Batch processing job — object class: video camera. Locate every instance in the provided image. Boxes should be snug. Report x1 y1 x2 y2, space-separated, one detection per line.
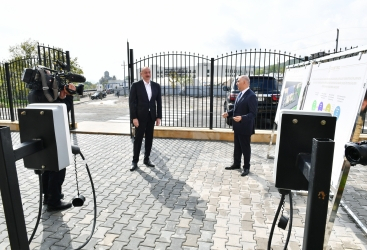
21 60 86 99
345 141 367 165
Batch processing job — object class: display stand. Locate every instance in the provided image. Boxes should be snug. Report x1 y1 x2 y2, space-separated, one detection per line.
271 49 367 248
268 62 313 159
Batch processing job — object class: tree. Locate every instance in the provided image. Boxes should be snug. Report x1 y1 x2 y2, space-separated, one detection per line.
168 71 194 87
8 39 84 74
83 81 97 90
1 39 85 105
8 39 38 59
69 57 83 75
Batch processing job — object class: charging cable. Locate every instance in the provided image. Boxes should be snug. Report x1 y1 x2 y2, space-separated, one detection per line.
28 146 97 250
28 170 43 244
268 189 293 250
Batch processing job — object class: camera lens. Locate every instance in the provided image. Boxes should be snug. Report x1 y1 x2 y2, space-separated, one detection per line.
345 147 360 163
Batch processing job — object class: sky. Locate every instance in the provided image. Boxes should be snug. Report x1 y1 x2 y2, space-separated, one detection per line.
1 0 367 83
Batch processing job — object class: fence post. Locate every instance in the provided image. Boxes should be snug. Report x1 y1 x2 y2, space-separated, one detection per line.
66 51 71 72
209 58 214 129
128 49 135 139
37 44 42 65
127 41 130 87
5 63 15 121
129 49 134 85
65 51 75 129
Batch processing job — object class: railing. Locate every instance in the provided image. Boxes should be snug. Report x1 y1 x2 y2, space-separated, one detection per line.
0 44 75 128
0 58 37 121
128 44 361 130
129 48 304 129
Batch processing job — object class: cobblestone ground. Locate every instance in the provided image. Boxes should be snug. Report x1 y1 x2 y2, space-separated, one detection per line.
0 133 367 249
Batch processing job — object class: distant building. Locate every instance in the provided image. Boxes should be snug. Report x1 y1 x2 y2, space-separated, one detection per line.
106 79 128 89
96 83 103 91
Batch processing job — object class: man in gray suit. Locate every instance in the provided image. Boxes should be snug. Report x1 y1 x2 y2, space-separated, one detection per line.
129 67 162 171
222 75 258 176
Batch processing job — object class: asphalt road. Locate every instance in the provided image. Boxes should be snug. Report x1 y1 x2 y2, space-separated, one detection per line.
73 94 231 129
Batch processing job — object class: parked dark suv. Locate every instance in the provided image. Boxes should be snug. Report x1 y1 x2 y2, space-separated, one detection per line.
222 76 280 129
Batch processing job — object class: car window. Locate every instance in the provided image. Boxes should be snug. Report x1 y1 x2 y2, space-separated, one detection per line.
250 77 277 91
233 77 277 91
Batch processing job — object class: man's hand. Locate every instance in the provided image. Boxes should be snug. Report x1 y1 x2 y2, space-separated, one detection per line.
59 83 77 99
59 90 67 99
233 116 242 122
133 118 139 127
222 112 228 118
156 118 161 126
65 83 76 95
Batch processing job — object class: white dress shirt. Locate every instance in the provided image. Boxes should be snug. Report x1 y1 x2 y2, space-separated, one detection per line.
143 80 152 101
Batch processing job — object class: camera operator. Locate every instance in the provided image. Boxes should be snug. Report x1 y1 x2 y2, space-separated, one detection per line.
28 78 76 212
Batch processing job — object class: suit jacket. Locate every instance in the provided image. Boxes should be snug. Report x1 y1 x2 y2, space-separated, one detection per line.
129 80 162 122
227 89 258 135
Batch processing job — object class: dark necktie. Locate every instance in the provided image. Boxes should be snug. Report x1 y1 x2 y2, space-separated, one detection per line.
236 92 242 104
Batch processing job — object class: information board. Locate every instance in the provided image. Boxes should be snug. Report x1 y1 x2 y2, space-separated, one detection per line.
274 64 313 124
302 54 367 187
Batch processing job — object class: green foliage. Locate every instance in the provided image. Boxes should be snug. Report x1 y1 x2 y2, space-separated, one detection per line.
83 81 97 90
254 64 285 75
7 39 84 74
1 39 86 110
70 57 83 75
168 72 194 87
8 39 38 59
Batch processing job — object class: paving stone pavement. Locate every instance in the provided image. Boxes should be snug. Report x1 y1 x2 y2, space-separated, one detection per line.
1 133 367 249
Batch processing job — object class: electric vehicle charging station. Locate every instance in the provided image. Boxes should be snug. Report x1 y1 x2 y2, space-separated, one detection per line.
18 103 72 171
270 110 337 250
0 104 96 250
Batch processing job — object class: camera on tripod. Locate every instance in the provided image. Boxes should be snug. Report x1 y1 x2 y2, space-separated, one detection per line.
21 60 86 97
345 141 367 165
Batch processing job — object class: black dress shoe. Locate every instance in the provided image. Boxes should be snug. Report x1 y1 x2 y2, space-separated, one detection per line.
43 193 64 205
241 169 250 176
130 162 138 171
47 201 72 212
143 160 155 167
225 165 241 170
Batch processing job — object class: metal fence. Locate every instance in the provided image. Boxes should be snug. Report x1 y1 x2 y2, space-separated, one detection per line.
128 47 305 129
0 44 74 127
128 45 360 130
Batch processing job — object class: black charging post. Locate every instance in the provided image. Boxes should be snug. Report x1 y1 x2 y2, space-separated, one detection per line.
0 126 44 250
271 110 337 250
0 104 72 249
1 104 97 250
297 138 335 249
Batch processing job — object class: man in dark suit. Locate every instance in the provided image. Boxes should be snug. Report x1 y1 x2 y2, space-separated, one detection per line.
222 75 258 176
129 67 162 171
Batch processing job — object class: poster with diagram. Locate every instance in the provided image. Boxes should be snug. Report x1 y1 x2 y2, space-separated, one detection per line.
274 64 313 124
302 55 367 188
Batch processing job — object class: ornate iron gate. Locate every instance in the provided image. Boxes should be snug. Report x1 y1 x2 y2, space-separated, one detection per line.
128 45 305 129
